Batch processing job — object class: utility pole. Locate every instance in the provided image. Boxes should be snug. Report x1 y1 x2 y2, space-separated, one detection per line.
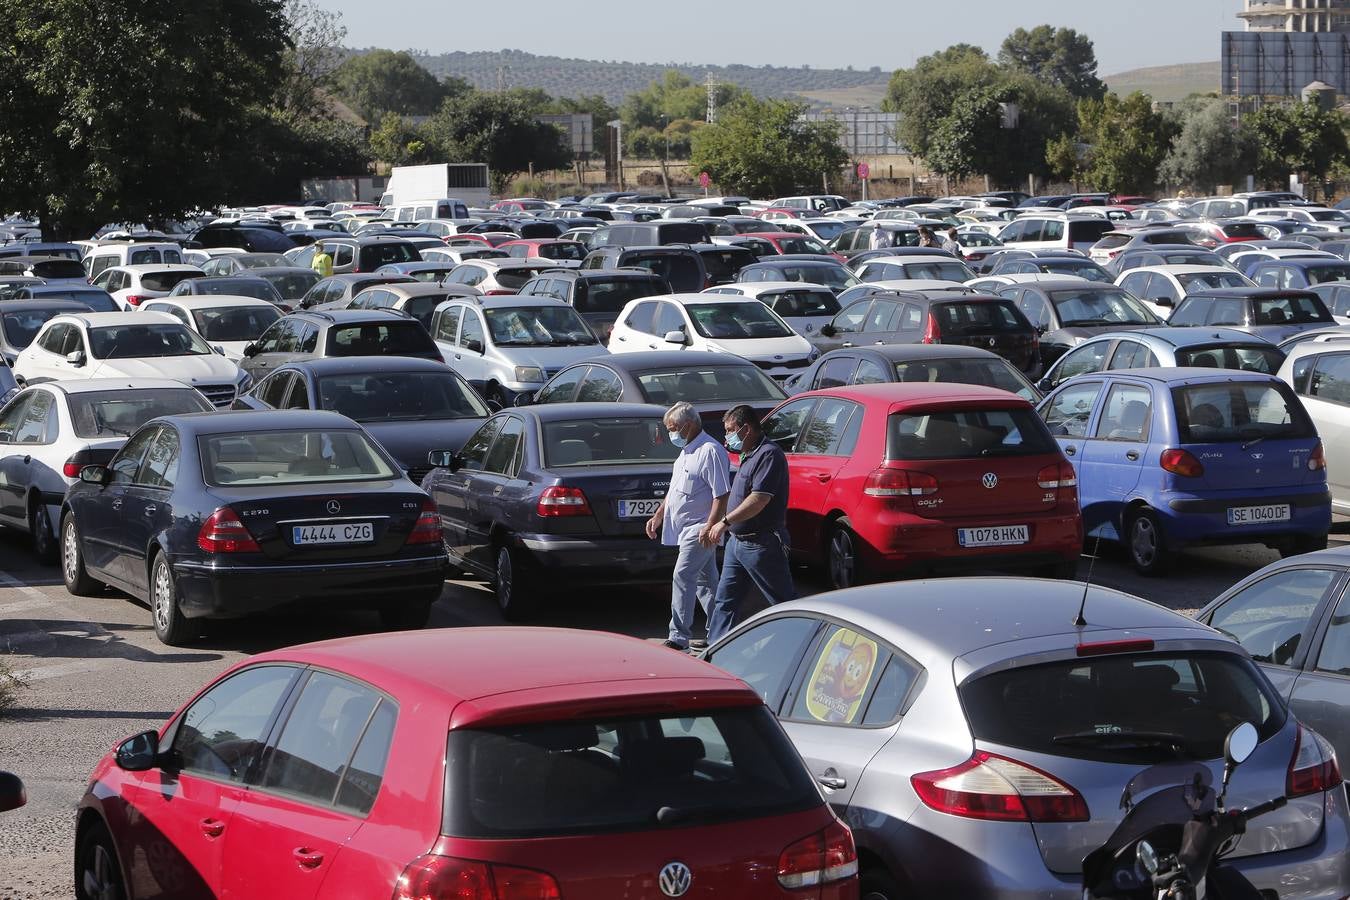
608 119 624 190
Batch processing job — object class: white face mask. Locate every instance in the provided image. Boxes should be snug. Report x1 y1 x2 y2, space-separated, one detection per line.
668 430 689 448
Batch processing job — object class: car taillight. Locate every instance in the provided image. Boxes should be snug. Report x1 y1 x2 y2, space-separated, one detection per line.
776 821 858 890
1288 724 1342 798
393 855 561 900
1160 448 1204 478
1037 460 1078 490
197 507 260 553
921 313 940 344
1310 441 1326 471
864 466 937 497
536 485 591 517
62 459 83 478
485 289 514 295
124 294 147 307
911 751 1089 822
405 498 442 545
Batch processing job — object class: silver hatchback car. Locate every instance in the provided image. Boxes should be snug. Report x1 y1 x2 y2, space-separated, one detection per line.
705 578 1350 899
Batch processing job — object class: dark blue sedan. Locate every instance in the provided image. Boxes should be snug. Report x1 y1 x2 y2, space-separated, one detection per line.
423 402 679 619
232 357 490 484
60 409 448 644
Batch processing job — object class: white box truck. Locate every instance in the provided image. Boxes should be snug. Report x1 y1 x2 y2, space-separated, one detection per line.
379 163 491 216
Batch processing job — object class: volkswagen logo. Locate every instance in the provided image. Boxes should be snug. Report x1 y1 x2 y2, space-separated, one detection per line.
982 472 999 489
658 862 692 898
326 499 341 515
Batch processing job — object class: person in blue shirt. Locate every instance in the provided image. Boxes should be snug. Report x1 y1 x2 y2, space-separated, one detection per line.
703 403 795 643
646 401 730 651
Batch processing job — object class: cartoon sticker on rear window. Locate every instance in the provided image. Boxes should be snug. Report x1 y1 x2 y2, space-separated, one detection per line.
804 628 879 724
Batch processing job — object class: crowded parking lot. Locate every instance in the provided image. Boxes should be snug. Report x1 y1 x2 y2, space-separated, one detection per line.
5 186 1350 899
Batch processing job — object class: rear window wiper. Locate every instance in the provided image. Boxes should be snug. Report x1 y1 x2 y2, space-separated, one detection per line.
1052 730 1194 756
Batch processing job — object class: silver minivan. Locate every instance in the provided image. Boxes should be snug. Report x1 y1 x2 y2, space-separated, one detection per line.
706 578 1350 900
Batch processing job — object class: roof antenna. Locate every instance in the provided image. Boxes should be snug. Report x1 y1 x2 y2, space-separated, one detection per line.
1073 535 1103 628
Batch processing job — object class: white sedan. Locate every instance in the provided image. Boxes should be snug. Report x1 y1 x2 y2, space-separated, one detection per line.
136 296 282 361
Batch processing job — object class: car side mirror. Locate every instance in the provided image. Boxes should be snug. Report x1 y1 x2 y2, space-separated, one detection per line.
115 730 162 772
65 350 85 367
212 345 225 355
820 324 837 337
427 449 463 473
464 338 484 354
242 343 258 357
663 329 687 345
1153 297 1174 308
79 465 110 485
1224 721 1259 768
0 772 25 813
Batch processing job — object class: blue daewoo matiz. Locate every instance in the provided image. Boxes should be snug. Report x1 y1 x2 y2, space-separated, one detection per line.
1037 367 1330 574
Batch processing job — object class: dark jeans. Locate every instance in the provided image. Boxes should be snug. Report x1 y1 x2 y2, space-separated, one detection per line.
706 531 795 644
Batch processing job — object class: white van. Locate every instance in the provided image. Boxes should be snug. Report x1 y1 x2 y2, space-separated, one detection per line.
384 198 471 222
997 214 1115 254
80 241 185 281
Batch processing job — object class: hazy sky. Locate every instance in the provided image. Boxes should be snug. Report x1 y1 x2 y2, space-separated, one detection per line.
324 0 1246 75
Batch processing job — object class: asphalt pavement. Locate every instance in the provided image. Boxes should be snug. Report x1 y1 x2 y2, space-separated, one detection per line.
0 527 1338 898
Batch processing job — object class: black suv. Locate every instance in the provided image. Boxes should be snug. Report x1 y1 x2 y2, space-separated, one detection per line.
190 222 296 253
239 309 441 382
579 245 706 292
517 269 671 340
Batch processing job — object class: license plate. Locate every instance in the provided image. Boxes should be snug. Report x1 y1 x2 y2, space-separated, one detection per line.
1226 504 1291 525
292 522 374 545
617 499 662 519
957 525 1029 547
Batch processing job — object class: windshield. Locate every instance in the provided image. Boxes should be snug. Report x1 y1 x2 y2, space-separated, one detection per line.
236 254 289 269
898 261 973 281
758 265 858 291
191 305 280 342
636 366 786 403
359 242 419 267
542 417 681 467
70 388 213 438
89 324 212 359
576 277 666 314
327 322 437 356
808 221 848 240
932 300 1027 335
259 271 319 300
40 290 117 311
539 243 585 261
1172 382 1314 444
2 309 65 348
1049 288 1157 326
31 260 86 279
141 271 198 292
686 303 793 339
961 652 1282 763
894 357 1038 401
1175 345 1285 374
443 706 818 838
190 278 283 303
485 306 598 346
318 371 488 421
1178 272 1251 291
763 290 841 317
887 407 1054 459
1041 260 1109 279
774 237 829 255
202 429 395 485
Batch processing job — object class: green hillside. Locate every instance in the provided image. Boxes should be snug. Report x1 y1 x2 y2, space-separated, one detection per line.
1104 60 1221 102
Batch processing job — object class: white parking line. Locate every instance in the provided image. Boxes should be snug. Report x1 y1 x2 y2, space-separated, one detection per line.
13 659 101 682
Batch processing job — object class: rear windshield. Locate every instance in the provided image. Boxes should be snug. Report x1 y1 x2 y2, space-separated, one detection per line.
773 236 829 255
31 260 86 279
128 249 172 265
763 290 840 317
757 264 857 291
894 357 1037 401
960 652 1283 764
190 305 280 342
327 322 436 356
1 310 63 348
1068 221 1115 242
576 277 667 314
492 267 550 290
1172 381 1314 444
624 253 701 289
358 242 419 267
200 430 395 485
1049 288 1156 326
141 271 197 292
932 300 1028 335
1175 345 1285 374
443 706 819 838
887 407 1054 459
236 253 288 269
1094 234 1131 250
539 243 586 261
698 249 754 281
260 271 319 300
70 389 213 438
899 261 973 281
1221 222 1266 240
318 371 487 421
1253 294 1331 325
1177 272 1251 291
542 417 680 467
636 366 786 404
54 290 117 312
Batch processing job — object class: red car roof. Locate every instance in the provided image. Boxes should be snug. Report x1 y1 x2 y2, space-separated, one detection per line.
792 381 1032 410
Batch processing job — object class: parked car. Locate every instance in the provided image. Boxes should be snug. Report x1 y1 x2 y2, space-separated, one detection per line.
0 299 97 365
1226 247 1336 275
1168 287 1336 343
345 281 481 331
761 383 1081 588
580 245 708 293
442 258 565 296
15 312 248 406
137 296 281 361
608 293 816 380
1115 264 1257 319
785 344 1040 401
373 261 458 283
705 576 1350 899
998 214 1116 253
9 284 118 314
985 253 1113 282
198 252 293 276
0 379 214 562
526 350 786 438
287 234 420 274
81 241 187 282
167 275 286 306
516 268 670 342
1250 257 1350 290
1110 245 1232 275
828 222 931 260
704 281 842 337
854 255 976 284
1176 219 1267 249
498 238 588 267
991 279 1163 368
735 258 862 295
1038 327 1285 391
190 221 296 253
92 264 206 310
298 273 416 310
1038 368 1329 573
240 309 442 384
1089 229 1198 266
75 628 857 900
242 267 318 306
424 404 685 617
1197 546 1350 764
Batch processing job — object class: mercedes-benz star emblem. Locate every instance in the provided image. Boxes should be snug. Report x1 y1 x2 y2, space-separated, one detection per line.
982 472 999 489
659 862 692 898
326 500 341 515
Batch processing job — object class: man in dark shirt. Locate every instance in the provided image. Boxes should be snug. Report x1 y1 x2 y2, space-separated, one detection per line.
702 404 795 643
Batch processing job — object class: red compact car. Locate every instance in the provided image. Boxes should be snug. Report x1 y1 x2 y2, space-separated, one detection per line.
498 238 589 266
75 628 858 900
762 382 1082 589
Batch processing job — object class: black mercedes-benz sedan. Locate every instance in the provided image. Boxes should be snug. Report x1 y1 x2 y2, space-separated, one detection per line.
59 409 448 644
232 356 490 485
423 402 679 619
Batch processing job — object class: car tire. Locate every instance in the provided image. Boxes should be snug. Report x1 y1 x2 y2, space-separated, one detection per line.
61 515 103 597
1126 508 1169 576
828 518 865 590
74 821 125 900
1283 533 1329 558
149 553 193 646
378 595 435 631
31 501 57 565
860 867 903 900
494 543 535 621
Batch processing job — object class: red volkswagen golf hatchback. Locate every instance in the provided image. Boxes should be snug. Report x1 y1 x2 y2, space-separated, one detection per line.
761 382 1083 589
75 628 858 900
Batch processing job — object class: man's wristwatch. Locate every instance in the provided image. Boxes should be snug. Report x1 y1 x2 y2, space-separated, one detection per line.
721 516 730 527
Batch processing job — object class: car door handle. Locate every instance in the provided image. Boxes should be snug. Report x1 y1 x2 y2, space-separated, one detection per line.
492 486 503 496
1063 446 1076 456
1125 450 1140 461
199 818 225 838
292 847 324 869
815 473 832 482
842 342 854 348
816 769 847 791
143 504 157 516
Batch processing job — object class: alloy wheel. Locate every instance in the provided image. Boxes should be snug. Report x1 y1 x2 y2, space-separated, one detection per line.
62 521 80 584
829 527 856 589
1131 516 1158 567
153 561 173 634
80 843 120 900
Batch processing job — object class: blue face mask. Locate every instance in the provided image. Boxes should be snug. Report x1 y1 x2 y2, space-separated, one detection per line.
726 428 743 451
668 430 688 449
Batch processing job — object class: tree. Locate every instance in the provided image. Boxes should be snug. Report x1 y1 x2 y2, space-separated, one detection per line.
1158 97 1258 193
1247 100 1350 197
690 97 848 197
926 87 1004 180
1063 92 1177 194
998 26 1106 100
424 92 572 193
275 0 347 117
331 49 467 123
368 113 434 167
882 44 999 161
0 0 292 238
620 70 740 158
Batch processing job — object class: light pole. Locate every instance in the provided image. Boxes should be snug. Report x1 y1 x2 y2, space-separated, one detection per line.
607 119 623 191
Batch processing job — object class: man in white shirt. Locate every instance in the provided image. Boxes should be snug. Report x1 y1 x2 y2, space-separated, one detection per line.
868 223 890 250
646 401 730 651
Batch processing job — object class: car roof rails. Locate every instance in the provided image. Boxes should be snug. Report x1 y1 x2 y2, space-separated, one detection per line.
304 311 336 322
